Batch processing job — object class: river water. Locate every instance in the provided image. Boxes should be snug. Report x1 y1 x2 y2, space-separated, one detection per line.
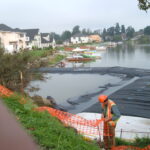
66 43 150 69
27 43 150 115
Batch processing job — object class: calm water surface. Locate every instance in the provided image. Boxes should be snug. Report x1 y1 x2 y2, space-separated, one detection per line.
27 43 150 105
66 44 150 69
27 74 121 104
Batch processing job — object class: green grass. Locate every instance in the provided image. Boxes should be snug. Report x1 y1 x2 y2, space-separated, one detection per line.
2 95 100 150
116 137 150 148
25 49 52 59
49 54 66 65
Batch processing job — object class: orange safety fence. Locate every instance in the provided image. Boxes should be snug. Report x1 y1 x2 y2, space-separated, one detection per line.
36 106 113 137
0 85 150 150
0 85 13 97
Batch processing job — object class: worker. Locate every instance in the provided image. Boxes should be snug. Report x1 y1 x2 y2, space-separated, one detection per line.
98 95 121 150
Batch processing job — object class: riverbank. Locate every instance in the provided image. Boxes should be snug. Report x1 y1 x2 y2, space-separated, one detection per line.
0 95 100 150
1 93 149 149
0 47 66 92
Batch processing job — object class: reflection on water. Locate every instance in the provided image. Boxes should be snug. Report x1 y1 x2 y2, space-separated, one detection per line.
66 43 150 69
27 74 121 103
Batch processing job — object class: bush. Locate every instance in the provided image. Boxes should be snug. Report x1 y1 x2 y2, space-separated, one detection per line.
0 49 32 90
137 35 150 44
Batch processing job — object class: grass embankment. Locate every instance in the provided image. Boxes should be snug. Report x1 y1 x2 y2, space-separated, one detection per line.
24 49 53 60
49 54 66 65
24 49 66 66
2 95 100 150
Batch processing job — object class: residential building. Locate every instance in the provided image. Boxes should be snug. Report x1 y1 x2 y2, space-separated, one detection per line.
71 33 90 44
63 40 70 46
41 33 51 48
0 24 26 53
22 29 41 49
89 35 102 43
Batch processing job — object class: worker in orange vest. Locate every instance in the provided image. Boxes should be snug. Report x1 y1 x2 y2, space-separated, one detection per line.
98 95 121 150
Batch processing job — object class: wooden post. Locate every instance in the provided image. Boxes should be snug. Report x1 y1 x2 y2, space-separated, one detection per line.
97 124 102 149
120 129 123 139
19 71 24 94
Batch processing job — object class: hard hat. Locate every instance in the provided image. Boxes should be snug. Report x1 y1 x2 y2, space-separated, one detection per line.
98 95 108 103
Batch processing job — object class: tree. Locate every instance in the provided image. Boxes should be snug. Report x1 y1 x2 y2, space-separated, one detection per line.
126 26 135 39
113 35 122 42
107 27 115 36
121 25 126 34
72 25 80 35
0 49 32 90
61 30 71 41
138 0 150 10
144 26 150 35
93 29 101 35
102 28 107 41
82 28 87 35
86 28 92 35
50 32 61 42
115 23 120 35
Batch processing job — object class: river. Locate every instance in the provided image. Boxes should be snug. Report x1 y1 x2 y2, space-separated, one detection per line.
66 43 150 69
26 43 150 117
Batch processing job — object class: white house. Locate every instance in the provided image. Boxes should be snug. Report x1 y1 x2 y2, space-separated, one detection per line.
22 29 41 49
71 33 90 44
41 33 51 48
0 24 27 53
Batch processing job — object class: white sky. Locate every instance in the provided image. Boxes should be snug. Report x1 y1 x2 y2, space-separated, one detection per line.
0 0 150 34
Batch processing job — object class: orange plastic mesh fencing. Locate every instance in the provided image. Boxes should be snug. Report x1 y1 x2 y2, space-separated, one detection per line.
36 106 114 137
0 85 13 97
112 145 150 150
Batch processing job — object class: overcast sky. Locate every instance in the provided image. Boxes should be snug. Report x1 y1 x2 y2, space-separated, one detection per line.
0 0 150 34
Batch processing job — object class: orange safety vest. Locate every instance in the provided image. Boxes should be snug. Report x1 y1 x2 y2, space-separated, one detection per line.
102 99 118 127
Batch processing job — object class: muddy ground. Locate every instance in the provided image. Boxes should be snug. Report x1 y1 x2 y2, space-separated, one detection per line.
34 67 150 119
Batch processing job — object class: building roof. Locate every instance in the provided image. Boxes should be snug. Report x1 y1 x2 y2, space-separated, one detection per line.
0 24 14 32
72 33 88 38
22 29 39 41
41 33 51 43
0 24 40 43
13 28 24 32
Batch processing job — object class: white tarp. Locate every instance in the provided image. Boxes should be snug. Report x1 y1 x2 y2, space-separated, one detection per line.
77 113 150 140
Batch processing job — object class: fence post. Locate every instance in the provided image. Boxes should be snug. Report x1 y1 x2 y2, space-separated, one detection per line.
19 71 24 94
120 129 123 139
